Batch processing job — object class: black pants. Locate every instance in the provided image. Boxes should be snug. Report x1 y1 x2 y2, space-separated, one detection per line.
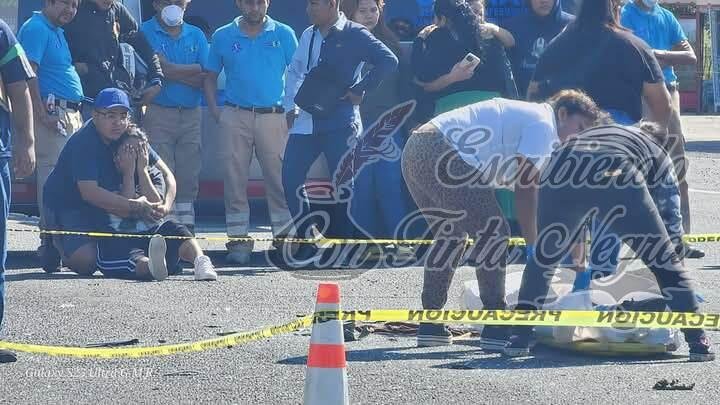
515 156 703 342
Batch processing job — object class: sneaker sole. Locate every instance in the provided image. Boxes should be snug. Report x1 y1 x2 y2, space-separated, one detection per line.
479 338 509 352
195 272 218 281
689 352 716 362
503 347 531 357
417 336 453 347
148 235 168 281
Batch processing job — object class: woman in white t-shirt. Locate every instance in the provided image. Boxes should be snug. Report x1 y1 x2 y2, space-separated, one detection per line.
401 89 607 349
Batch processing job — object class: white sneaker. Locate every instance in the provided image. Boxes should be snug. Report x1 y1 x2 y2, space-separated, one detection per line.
148 235 168 281
194 255 218 281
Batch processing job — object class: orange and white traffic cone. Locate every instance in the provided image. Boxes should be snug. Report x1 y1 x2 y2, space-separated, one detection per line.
303 283 350 405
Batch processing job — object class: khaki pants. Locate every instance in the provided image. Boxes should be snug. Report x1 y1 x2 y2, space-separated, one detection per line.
36 107 84 227
219 107 292 243
143 105 202 228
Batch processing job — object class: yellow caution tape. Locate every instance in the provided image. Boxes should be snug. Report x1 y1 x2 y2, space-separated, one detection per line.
316 310 720 330
0 316 313 359
9 228 720 247
2 310 717 359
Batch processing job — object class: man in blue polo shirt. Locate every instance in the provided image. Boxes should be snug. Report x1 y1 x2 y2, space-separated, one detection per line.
203 0 298 264
18 0 85 273
141 0 209 231
621 0 702 259
0 17 36 364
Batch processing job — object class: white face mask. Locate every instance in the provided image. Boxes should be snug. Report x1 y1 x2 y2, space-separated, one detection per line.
161 5 184 27
642 0 658 8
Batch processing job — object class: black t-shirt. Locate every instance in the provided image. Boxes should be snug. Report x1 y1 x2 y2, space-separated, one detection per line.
549 125 673 191
411 27 508 121
532 27 664 122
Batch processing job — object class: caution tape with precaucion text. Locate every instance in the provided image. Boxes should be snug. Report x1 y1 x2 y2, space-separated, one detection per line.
1 310 719 359
9 228 720 247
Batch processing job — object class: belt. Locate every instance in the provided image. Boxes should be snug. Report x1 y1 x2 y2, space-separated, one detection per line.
153 104 198 111
54 99 82 112
225 102 284 114
666 81 679 92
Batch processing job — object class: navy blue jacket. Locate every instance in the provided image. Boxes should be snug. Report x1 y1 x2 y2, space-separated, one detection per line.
503 0 574 97
314 20 399 133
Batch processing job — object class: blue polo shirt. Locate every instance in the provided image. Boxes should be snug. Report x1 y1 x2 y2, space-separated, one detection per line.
17 12 83 102
140 18 209 108
621 2 687 84
205 16 298 108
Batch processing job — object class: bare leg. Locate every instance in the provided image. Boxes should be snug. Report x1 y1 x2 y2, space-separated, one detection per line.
179 239 203 263
58 242 97 276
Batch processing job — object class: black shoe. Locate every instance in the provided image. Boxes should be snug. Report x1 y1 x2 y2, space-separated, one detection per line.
479 325 511 352
688 335 715 362
0 349 17 363
684 244 706 259
417 323 453 347
503 334 532 357
38 242 61 273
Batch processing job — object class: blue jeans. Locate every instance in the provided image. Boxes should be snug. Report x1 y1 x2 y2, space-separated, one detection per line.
282 124 361 239
0 161 10 327
350 132 412 238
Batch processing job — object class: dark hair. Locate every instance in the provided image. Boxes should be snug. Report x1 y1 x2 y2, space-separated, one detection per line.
434 0 485 56
111 124 148 155
571 0 625 32
546 89 611 126
340 0 402 56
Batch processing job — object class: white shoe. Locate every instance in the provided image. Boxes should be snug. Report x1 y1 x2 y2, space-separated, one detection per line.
148 235 168 281
194 255 218 281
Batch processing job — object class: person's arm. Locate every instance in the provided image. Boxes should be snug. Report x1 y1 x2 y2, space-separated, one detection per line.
482 23 515 48
414 60 476 92
77 180 160 219
643 81 672 128
283 29 309 129
135 142 162 203
27 63 61 131
654 40 697 67
158 55 205 88
514 157 540 245
154 157 176 216
7 80 35 178
346 27 399 103
203 33 223 122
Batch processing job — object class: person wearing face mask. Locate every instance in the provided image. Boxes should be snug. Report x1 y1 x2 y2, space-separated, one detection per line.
621 0 703 260
503 0 574 98
64 0 164 104
140 0 209 231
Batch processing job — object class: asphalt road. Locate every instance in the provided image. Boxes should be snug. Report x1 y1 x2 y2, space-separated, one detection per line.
1 117 720 404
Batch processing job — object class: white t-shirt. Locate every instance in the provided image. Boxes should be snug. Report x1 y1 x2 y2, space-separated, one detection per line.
430 98 559 187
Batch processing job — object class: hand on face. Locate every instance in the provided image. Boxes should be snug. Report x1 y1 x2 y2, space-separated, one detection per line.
115 142 137 176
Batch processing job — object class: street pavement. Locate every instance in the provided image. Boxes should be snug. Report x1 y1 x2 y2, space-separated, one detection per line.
1 116 720 404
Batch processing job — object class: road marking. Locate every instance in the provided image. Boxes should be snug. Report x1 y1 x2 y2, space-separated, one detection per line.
690 188 720 195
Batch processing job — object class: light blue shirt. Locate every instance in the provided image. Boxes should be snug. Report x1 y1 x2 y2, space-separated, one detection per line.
141 18 209 108
17 12 83 102
621 2 687 84
205 16 298 107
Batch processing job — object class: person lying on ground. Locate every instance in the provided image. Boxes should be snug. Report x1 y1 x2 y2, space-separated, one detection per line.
96 126 217 282
504 122 715 362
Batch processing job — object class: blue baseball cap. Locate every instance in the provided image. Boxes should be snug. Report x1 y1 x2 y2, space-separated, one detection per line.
94 88 132 111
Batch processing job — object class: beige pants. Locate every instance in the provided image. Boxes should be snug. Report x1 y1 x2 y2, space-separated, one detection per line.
143 105 202 227
36 107 84 226
219 107 293 243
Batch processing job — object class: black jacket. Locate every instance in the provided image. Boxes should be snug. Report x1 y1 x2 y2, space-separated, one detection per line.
64 1 163 98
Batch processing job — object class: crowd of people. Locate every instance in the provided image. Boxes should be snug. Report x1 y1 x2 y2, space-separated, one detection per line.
0 0 715 363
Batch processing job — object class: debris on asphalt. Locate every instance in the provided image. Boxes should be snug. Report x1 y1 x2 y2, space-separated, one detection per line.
163 371 201 377
653 379 695 391
84 338 140 348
